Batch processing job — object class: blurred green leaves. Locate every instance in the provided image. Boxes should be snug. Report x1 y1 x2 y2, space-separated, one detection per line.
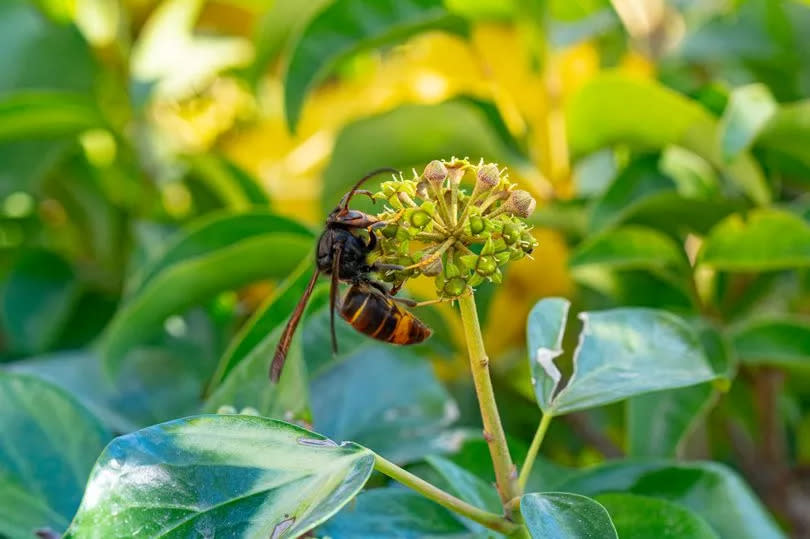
0 92 104 142
283 0 467 131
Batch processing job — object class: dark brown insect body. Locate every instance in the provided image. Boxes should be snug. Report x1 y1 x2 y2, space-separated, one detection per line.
270 169 431 382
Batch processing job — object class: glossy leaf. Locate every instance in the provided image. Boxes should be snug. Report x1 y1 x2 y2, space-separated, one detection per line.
718 84 777 161
527 298 716 415
730 317 810 368
321 98 533 212
65 416 374 538
425 456 500 513
1 249 80 355
0 92 104 142
101 211 313 371
283 0 466 131
758 100 810 168
698 209 810 271
568 73 770 205
310 345 464 464
521 492 617 539
569 225 687 271
558 460 785 539
0 372 109 538
596 493 719 539
321 488 471 538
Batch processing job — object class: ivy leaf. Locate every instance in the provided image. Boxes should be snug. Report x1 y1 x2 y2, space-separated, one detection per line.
569 225 687 271
596 493 719 539
283 0 467 131
730 316 810 368
718 84 777 162
521 492 618 538
0 372 109 538
698 209 810 271
527 298 716 415
65 416 374 538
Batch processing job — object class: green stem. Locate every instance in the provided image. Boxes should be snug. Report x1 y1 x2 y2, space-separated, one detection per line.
457 292 520 505
518 411 553 491
374 454 519 535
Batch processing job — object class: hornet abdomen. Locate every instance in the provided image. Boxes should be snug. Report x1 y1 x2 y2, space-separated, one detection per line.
340 285 431 345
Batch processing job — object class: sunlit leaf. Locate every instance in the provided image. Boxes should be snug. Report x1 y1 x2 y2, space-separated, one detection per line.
568 73 770 205
527 298 716 415
718 84 777 162
65 416 374 538
521 492 617 539
558 460 785 539
185 153 271 210
698 209 810 271
101 211 313 372
1 249 80 355
569 225 687 271
596 493 719 539
283 0 467 131
311 345 465 464
730 316 810 368
0 372 109 538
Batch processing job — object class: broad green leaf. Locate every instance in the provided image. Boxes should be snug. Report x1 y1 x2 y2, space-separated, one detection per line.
425 456 501 513
758 100 810 169
0 372 109 538
101 211 313 371
321 98 534 212
527 298 716 415
321 488 471 538
0 92 104 142
521 492 617 539
568 73 770 205
569 225 687 271
65 415 374 538
698 209 810 271
596 493 719 539
186 153 271 210
573 267 695 311
283 0 467 131
1 249 81 355
718 84 777 162
626 385 715 458
310 345 464 464
730 317 810 368
557 460 785 539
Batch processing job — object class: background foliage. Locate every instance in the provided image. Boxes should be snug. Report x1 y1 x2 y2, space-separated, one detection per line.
2 0 810 537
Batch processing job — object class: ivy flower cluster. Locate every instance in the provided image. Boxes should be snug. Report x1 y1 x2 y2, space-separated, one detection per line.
370 158 538 298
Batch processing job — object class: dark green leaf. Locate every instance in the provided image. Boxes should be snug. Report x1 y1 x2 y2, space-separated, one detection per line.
730 317 810 368
0 92 104 141
596 493 719 539
558 460 785 539
101 211 313 371
1 249 80 355
718 84 777 162
521 492 617 539
310 345 464 464
185 153 271 209
320 488 471 537
527 298 716 415
426 455 501 511
569 225 687 271
283 0 467 131
0 372 109 538
65 416 374 538
698 209 810 271
758 100 810 169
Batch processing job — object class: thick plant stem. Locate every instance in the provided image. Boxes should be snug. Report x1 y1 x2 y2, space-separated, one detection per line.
457 292 519 505
518 411 553 491
374 454 519 535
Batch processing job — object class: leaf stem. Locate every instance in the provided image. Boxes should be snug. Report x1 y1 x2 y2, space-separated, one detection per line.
373 453 519 535
457 292 520 505
518 411 552 491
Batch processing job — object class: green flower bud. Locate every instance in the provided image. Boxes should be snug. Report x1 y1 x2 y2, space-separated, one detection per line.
476 164 499 192
444 277 467 296
469 215 485 235
420 200 436 216
459 254 479 273
521 231 537 254
468 273 485 287
495 251 511 265
481 238 496 256
502 189 536 218
489 269 503 284
382 224 398 238
502 223 520 244
395 226 410 241
477 255 497 275
423 160 448 185
444 260 461 279
409 210 431 227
